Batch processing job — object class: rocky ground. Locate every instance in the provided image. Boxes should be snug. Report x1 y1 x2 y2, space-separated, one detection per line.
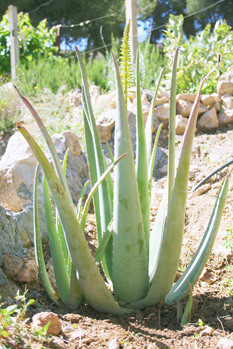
1 124 233 349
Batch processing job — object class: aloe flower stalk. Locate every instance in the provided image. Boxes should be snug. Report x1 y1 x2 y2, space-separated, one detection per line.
14 44 229 315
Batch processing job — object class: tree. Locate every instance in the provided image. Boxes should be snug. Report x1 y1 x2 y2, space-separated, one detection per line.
138 0 233 43
186 0 233 31
0 0 125 53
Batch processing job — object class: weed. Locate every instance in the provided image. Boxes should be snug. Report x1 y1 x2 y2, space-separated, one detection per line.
223 226 233 252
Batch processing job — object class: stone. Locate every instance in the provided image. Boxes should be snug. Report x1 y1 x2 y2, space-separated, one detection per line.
198 107 219 130
98 91 116 109
217 338 233 349
41 132 89 205
89 84 100 103
201 326 214 336
177 93 196 103
217 81 233 96
211 93 222 103
221 93 233 110
141 93 151 106
157 91 169 99
0 132 38 212
175 115 188 135
176 99 207 118
69 89 81 108
108 338 120 349
32 312 62 336
61 89 81 108
14 259 38 283
0 205 45 266
3 253 23 277
201 94 217 106
96 109 116 143
51 131 81 157
217 68 233 96
154 103 170 125
218 110 233 124
49 337 68 349
0 267 20 294
155 96 169 107
213 102 221 112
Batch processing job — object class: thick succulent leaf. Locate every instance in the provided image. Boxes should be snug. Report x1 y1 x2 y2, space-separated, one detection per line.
145 68 165 168
14 85 74 209
65 264 83 310
148 184 168 283
135 52 150 254
33 165 60 306
106 142 114 163
168 48 178 205
83 113 112 282
131 59 221 308
95 220 113 266
80 153 126 232
148 123 163 200
76 47 113 279
17 123 125 315
56 148 70 267
112 53 149 302
180 281 193 327
165 177 229 304
76 180 89 221
43 177 70 303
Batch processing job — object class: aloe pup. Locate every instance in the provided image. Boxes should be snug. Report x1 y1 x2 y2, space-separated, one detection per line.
14 24 229 314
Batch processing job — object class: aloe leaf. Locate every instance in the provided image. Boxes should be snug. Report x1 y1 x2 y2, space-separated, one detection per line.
33 165 60 306
112 53 149 302
106 142 114 163
17 123 125 315
177 299 182 319
76 180 89 221
65 264 83 310
76 47 113 279
180 281 193 327
83 112 112 282
148 123 163 200
95 220 113 266
131 57 221 308
135 51 150 254
145 68 165 168
80 153 126 232
43 177 70 303
14 86 74 209
168 48 178 205
148 184 168 283
56 148 70 266
103 154 113 215
165 177 229 304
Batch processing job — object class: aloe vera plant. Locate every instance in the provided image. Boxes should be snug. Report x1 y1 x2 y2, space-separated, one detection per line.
14 34 230 314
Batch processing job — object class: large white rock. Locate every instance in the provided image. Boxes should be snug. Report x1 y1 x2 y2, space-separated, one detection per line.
176 99 207 118
0 131 88 212
0 132 37 212
97 91 116 109
154 103 170 125
218 110 233 124
175 115 188 135
217 68 233 96
90 84 100 103
221 93 233 111
96 109 116 143
176 93 196 103
198 107 219 130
